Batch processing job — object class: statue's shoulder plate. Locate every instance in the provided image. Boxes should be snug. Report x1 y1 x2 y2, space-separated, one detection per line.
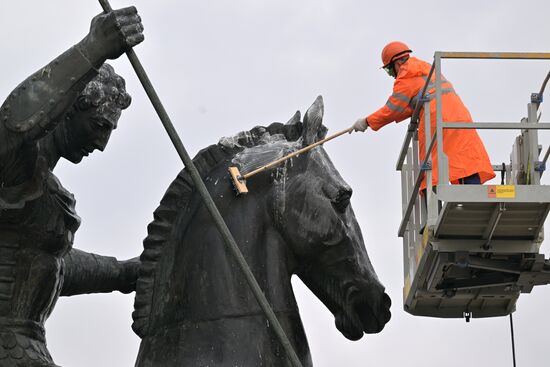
1 45 98 134
1 78 52 134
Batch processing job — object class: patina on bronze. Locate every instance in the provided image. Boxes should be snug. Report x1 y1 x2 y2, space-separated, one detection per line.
0 7 144 366
133 96 392 366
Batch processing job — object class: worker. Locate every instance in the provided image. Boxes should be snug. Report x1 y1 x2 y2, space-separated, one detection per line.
351 41 495 188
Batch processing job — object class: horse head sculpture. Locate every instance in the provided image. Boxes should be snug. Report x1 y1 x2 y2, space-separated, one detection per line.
133 96 391 366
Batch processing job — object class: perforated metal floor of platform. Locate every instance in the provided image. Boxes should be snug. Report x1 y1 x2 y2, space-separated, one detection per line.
435 202 550 240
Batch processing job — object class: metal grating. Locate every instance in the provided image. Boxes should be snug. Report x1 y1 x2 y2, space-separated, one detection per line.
435 202 550 240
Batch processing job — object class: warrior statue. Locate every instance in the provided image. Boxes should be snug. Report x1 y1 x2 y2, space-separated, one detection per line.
0 7 143 366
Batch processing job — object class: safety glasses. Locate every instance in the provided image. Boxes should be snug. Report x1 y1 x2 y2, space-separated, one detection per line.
383 63 396 78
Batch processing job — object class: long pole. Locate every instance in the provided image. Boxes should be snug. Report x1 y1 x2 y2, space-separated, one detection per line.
509 314 517 367
97 1 303 366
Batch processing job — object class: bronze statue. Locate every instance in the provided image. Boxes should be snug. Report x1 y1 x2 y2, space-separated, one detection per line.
132 96 392 366
0 7 143 366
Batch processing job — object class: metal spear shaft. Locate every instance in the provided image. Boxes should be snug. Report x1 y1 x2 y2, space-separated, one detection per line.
96 1 303 366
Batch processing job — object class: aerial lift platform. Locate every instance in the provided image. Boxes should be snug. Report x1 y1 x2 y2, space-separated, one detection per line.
397 52 550 319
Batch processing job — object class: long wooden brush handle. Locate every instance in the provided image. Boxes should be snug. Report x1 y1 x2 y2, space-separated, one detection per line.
242 127 353 180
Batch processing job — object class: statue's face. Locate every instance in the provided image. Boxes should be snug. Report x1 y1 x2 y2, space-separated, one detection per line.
60 96 121 164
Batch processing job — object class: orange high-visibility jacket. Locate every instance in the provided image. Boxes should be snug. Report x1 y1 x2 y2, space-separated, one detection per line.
367 57 495 189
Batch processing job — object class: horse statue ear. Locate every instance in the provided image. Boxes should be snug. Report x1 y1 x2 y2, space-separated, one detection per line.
302 95 327 145
286 111 301 125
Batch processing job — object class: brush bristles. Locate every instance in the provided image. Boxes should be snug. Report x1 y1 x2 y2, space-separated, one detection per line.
228 166 248 195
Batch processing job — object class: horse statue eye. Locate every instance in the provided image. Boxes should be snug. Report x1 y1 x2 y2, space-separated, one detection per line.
332 188 352 213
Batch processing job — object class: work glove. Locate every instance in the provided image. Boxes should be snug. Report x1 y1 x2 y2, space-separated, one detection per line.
351 117 369 132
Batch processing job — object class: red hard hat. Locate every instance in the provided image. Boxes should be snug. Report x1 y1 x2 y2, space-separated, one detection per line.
381 41 412 67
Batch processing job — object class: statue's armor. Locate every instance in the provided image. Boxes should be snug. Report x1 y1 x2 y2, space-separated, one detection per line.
0 44 94 367
0 161 80 366
0 45 98 139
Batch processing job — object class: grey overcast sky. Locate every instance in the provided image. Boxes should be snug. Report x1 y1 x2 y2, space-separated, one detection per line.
1 1 549 366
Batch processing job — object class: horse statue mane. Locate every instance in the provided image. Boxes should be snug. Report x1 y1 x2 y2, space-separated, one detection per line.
132 103 325 337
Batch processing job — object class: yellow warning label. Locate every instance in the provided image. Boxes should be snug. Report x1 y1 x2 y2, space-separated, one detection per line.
488 185 515 198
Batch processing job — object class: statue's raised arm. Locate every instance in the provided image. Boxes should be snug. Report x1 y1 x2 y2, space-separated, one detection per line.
0 7 143 366
0 7 143 146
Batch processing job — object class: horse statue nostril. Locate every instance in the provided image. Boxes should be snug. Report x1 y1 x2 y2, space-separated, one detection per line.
331 189 352 212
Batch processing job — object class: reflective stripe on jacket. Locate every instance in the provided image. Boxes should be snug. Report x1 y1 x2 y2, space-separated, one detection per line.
367 57 495 188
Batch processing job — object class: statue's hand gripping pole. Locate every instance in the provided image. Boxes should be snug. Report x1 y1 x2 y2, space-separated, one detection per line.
95 1 303 366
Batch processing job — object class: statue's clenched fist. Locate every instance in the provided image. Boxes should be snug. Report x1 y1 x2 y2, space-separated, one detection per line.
79 6 144 66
